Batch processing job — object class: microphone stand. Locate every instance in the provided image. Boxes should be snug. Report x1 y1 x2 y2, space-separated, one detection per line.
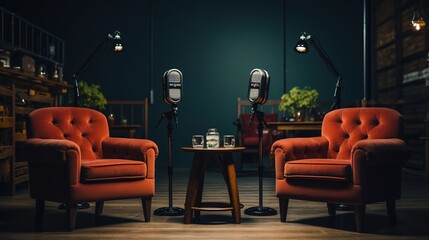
154 104 184 216
244 103 277 216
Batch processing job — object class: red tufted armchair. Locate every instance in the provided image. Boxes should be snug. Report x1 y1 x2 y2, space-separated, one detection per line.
271 107 407 232
24 107 158 231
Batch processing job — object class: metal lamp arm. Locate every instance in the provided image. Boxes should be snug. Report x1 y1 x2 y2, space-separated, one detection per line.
74 34 113 76
306 35 342 80
73 33 114 106
306 34 343 110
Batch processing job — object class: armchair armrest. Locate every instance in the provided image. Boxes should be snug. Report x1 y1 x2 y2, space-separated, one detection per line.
102 137 159 179
25 138 81 165
24 138 81 185
351 138 407 184
271 137 329 179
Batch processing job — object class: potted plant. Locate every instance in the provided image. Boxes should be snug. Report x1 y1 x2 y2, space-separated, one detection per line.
278 86 318 121
68 81 107 110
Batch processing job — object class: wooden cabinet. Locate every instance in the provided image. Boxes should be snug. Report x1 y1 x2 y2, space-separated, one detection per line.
0 85 14 193
0 67 69 195
372 0 429 170
105 100 149 139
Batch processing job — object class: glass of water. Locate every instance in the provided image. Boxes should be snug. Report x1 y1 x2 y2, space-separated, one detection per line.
206 128 220 149
192 135 204 148
223 135 236 148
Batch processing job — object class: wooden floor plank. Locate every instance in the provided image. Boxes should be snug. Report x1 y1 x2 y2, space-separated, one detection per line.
0 168 429 239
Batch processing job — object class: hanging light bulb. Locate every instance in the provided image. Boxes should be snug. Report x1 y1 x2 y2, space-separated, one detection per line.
411 10 426 31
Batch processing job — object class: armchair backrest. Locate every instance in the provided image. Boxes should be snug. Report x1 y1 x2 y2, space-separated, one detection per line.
322 107 402 159
27 107 109 160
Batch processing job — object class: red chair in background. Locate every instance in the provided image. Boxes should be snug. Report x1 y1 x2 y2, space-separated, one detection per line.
271 107 407 232
24 107 158 231
235 97 282 171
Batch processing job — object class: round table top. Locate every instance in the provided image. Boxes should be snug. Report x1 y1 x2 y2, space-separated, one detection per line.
181 146 245 152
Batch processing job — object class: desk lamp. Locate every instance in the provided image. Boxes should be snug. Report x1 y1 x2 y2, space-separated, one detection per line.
294 32 342 111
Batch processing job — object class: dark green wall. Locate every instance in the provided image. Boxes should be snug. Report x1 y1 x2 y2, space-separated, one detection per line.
1 0 364 168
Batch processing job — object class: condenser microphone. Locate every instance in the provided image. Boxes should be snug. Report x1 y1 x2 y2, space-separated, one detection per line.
248 68 270 105
162 68 183 105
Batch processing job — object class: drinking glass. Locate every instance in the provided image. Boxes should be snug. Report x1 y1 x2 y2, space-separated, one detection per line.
223 135 236 148
192 135 204 148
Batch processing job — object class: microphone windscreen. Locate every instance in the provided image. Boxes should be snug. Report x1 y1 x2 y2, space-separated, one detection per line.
163 68 182 105
248 68 269 104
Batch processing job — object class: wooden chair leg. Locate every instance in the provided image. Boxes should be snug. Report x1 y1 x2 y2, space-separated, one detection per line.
354 205 366 233
35 199 45 231
279 198 289 222
95 201 104 217
386 200 397 225
141 197 152 222
67 204 78 231
327 203 336 216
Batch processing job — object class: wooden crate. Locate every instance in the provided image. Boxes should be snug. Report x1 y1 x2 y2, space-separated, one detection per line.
376 19 395 48
376 44 396 69
402 34 426 58
402 82 426 102
403 56 427 75
376 0 395 24
376 68 397 89
377 88 400 102
402 101 426 120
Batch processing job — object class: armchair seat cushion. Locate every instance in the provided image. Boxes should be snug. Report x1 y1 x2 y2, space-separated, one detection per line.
285 159 351 182
81 159 147 182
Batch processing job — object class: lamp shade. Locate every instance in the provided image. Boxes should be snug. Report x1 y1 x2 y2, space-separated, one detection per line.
294 33 309 53
112 31 124 52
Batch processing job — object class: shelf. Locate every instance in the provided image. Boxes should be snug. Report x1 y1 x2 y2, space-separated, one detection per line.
14 174 28 185
0 67 71 91
15 107 34 115
0 146 13 159
14 133 26 142
0 86 13 96
0 117 14 128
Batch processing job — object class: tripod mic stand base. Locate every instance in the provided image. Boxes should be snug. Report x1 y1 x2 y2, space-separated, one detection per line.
154 206 185 216
244 206 277 216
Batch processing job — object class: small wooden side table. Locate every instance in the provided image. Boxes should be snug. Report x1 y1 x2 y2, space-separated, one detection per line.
182 146 245 224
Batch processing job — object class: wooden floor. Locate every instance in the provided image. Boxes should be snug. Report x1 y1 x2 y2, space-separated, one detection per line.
1 165 429 239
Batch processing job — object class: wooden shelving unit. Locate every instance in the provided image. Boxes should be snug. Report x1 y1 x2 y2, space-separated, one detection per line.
372 0 429 170
0 85 14 191
0 6 68 195
0 67 70 195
